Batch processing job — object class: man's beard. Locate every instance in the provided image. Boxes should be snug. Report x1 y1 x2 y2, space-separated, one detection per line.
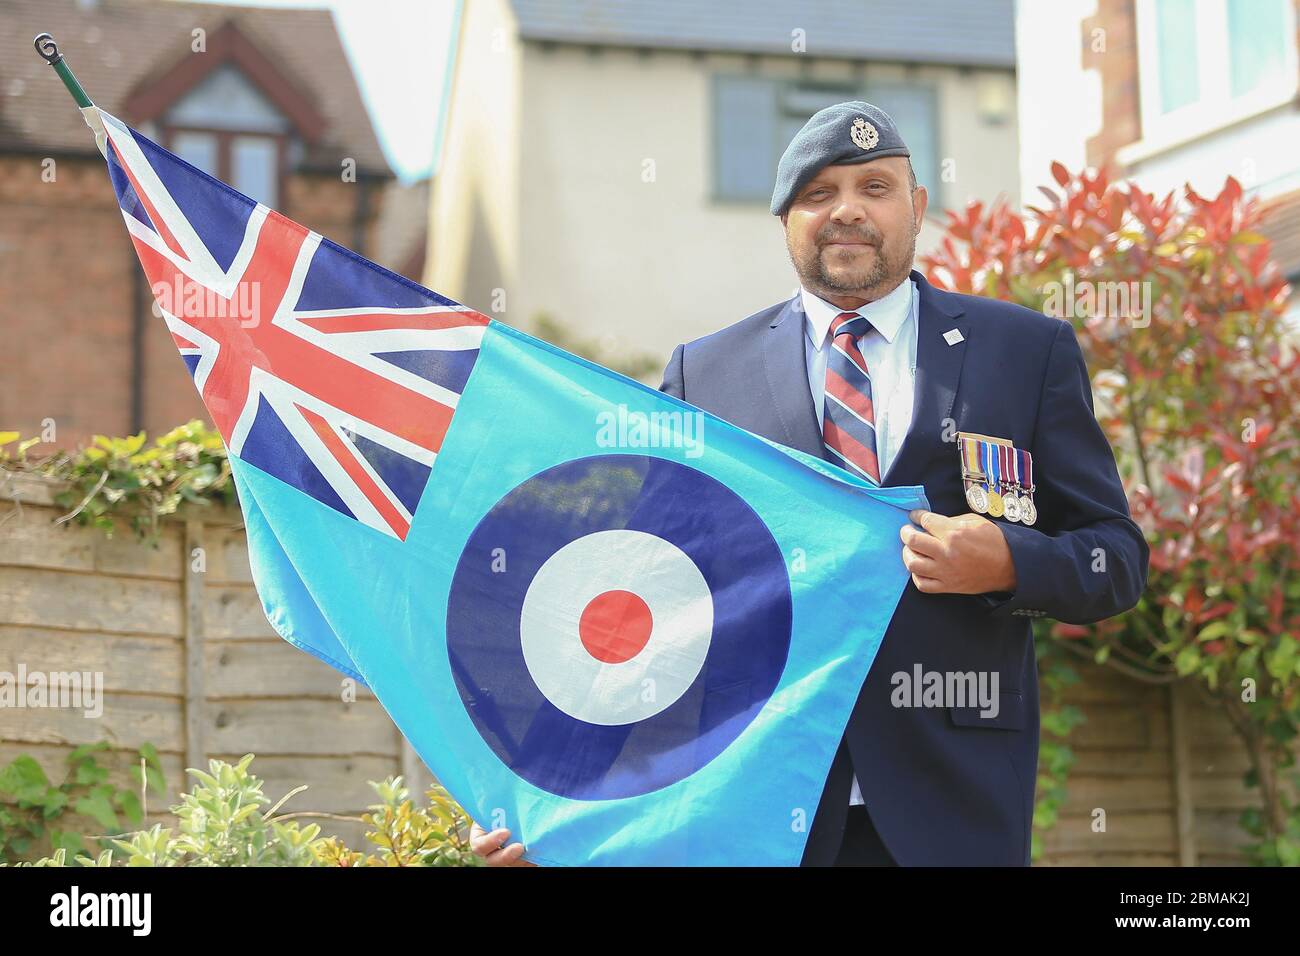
789 223 917 299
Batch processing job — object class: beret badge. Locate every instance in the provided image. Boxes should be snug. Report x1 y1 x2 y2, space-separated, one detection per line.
850 116 879 151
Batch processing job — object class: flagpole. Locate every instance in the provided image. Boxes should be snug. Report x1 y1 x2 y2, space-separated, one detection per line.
33 33 94 109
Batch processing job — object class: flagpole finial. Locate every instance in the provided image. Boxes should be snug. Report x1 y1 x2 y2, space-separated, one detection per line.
32 32 95 109
33 32 61 64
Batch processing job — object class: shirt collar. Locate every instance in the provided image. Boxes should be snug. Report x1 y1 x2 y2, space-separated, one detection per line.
801 276 914 351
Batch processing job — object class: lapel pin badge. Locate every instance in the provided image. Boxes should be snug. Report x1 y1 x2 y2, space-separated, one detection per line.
943 328 964 346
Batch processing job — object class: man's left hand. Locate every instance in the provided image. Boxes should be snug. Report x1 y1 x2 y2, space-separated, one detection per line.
900 509 1017 595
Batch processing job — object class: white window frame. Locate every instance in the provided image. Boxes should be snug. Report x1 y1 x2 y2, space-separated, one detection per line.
1133 0 1298 154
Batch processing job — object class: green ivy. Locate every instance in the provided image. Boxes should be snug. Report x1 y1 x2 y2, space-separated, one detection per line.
0 421 235 542
1031 635 1086 861
0 742 166 863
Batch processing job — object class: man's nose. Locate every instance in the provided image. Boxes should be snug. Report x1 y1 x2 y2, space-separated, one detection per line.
829 197 868 225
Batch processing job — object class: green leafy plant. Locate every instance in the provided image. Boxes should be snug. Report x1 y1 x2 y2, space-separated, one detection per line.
5 754 480 867
314 776 482 867
0 420 235 541
1031 635 1086 861
110 753 326 867
4 847 115 868
0 742 166 863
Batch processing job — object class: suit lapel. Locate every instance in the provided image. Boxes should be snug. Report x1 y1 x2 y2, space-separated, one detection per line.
760 295 827 459
881 271 969 486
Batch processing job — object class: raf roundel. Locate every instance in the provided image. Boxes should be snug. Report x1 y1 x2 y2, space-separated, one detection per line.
446 454 793 800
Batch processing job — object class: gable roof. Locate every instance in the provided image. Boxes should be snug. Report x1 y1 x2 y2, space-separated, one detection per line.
124 19 328 142
1 0 390 175
508 0 1016 68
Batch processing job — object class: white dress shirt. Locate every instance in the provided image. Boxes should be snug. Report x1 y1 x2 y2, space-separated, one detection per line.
800 276 919 805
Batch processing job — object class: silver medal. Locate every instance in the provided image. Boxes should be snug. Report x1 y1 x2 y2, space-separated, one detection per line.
1019 495 1037 526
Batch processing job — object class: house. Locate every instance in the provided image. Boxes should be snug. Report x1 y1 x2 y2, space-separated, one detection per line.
1016 0 1300 311
428 0 1020 369
0 0 403 449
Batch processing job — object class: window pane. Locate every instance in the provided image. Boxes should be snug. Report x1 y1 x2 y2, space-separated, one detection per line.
1228 0 1289 97
171 131 218 176
778 84 856 149
866 83 939 201
780 84 856 117
1155 0 1200 113
712 75 779 200
231 135 279 207
776 84 858 192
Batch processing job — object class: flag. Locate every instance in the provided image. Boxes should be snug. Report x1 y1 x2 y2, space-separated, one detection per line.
85 106 928 866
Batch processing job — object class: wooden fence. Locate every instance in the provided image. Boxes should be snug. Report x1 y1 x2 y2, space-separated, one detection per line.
0 471 1277 864
1037 663 1269 865
0 472 428 850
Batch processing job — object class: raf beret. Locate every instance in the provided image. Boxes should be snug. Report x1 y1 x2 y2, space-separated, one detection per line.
770 101 910 216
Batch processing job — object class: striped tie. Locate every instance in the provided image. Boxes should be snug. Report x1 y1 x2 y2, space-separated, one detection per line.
822 311 881 484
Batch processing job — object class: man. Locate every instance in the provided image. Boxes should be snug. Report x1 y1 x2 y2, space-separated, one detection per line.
472 101 1148 867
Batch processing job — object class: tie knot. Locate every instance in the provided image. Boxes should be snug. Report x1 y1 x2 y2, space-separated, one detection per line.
830 311 869 341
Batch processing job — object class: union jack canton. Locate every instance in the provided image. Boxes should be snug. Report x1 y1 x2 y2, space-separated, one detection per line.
88 107 487 540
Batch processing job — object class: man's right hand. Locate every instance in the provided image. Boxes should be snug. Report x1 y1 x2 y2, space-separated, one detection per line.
469 820 531 866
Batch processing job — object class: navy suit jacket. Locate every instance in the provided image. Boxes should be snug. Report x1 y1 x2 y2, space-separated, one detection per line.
659 270 1148 866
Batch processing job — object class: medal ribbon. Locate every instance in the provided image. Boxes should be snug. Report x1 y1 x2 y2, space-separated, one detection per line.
962 436 983 477
984 440 1000 492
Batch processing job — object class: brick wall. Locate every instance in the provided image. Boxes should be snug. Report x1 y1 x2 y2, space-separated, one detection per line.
1082 0 1142 169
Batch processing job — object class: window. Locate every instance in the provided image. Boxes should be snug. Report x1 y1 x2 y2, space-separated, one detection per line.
1227 0 1291 98
231 135 280 207
1136 0 1297 142
171 131 219 177
712 75 940 205
1153 0 1200 113
864 83 940 203
165 128 282 207
712 74 781 201
161 66 289 207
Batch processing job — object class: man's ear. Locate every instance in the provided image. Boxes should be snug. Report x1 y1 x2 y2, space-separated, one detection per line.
911 184 929 232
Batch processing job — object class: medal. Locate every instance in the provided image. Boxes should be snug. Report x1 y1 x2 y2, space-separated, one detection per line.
1019 495 1037 526
986 490 1005 518
983 439 1005 518
1018 448 1037 526
1001 444 1022 523
959 435 989 514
